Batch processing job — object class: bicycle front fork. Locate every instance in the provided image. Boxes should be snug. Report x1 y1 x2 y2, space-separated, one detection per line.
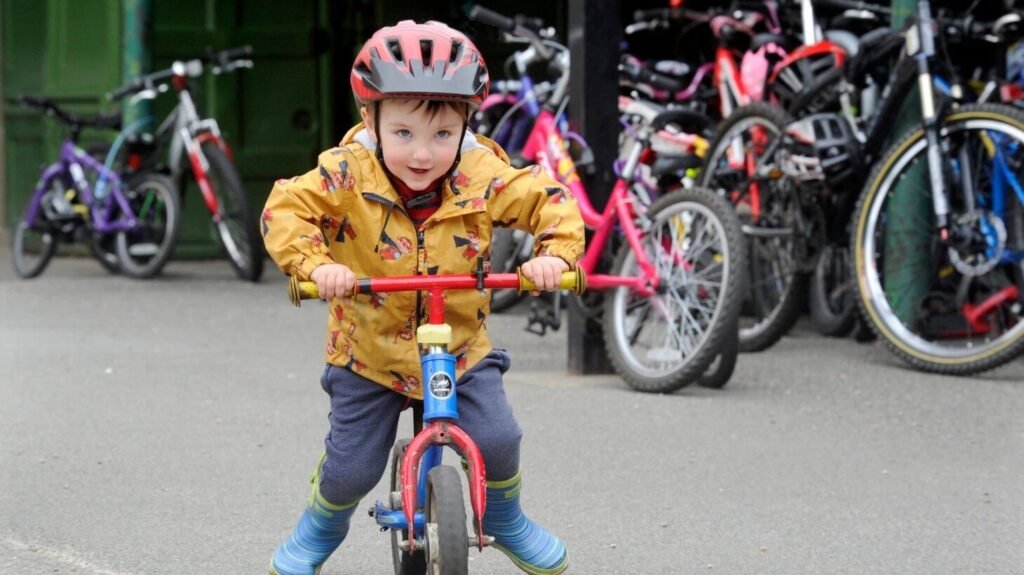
911 0 952 233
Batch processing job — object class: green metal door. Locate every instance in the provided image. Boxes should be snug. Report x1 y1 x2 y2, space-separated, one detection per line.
150 0 333 257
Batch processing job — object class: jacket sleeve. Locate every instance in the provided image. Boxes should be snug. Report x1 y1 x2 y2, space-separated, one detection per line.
261 148 358 280
475 153 586 267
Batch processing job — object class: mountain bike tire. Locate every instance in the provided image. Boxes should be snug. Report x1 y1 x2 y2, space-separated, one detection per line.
808 244 857 337
851 103 1024 374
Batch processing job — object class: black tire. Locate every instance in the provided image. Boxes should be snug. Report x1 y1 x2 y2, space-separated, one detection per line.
89 234 121 274
11 197 59 279
851 103 1024 374
604 186 745 393
808 244 857 337
196 142 264 282
115 173 181 279
489 228 533 313
700 102 809 352
696 315 739 389
424 465 468 575
390 440 427 575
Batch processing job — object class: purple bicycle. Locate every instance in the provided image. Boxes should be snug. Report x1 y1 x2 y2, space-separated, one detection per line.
10 95 181 279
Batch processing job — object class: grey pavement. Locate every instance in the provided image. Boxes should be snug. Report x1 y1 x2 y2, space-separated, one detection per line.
1 250 1023 574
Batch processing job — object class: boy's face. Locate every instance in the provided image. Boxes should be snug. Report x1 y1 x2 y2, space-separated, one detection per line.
362 99 464 192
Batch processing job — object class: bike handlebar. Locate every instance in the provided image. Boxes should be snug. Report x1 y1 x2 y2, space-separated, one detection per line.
469 5 554 61
106 45 253 101
10 94 122 130
619 57 683 93
288 269 586 307
810 0 891 17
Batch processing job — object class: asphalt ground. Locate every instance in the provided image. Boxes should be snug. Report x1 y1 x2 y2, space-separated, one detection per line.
2 251 1023 574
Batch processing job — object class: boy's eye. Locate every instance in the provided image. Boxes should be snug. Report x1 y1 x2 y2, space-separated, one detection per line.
396 129 412 138
436 129 452 139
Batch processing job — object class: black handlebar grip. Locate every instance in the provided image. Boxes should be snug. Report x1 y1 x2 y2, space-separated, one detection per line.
107 82 139 101
635 8 673 22
813 0 892 17
642 70 682 93
214 45 253 62
470 5 517 31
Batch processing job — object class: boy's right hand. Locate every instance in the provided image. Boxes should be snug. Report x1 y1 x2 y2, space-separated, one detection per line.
310 263 356 302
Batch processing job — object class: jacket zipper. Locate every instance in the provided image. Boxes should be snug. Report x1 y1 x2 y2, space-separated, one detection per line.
415 228 425 332
365 193 427 337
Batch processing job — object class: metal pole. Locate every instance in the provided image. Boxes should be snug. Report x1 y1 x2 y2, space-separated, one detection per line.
122 0 152 130
883 0 930 325
566 0 619 375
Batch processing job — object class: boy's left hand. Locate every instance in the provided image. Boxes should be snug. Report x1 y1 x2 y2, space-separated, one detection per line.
521 256 570 294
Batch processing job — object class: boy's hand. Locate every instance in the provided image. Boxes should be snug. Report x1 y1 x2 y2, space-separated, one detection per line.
521 256 569 295
310 263 356 302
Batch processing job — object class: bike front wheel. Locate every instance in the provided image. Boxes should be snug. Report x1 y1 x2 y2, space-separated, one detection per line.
604 186 745 393
196 141 264 282
424 465 468 575
390 440 427 575
852 103 1024 374
115 173 181 278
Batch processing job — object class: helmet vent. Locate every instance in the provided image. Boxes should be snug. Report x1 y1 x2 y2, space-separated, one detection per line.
387 39 404 62
449 40 464 64
354 60 372 79
419 39 434 66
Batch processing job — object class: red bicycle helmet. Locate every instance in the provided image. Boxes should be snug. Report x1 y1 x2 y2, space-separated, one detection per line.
351 20 489 106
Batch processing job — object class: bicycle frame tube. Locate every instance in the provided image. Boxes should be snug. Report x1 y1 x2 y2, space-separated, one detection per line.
673 62 714 102
521 110 658 293
715 46 747 118
61 142 137 233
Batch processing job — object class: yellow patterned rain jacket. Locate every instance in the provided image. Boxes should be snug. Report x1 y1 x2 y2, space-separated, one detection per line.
262 123 585 399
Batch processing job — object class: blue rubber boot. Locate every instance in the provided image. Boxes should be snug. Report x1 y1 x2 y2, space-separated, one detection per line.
483 471 569 575
269 455 359 575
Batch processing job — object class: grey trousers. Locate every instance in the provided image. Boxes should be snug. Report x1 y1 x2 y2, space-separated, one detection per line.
316 348 523 506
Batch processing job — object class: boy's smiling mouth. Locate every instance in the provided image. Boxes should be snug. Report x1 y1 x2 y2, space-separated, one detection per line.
409 167 430 175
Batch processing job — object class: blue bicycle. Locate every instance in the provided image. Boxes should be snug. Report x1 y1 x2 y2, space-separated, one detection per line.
9 95 181 279
289 267 584 573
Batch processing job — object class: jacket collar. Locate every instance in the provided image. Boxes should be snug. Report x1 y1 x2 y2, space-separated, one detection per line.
339 122 505 223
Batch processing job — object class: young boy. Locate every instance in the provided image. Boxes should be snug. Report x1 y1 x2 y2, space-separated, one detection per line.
261 20 584 575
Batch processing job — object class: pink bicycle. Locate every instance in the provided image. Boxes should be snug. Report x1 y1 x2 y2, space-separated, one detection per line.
472 6 747 391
